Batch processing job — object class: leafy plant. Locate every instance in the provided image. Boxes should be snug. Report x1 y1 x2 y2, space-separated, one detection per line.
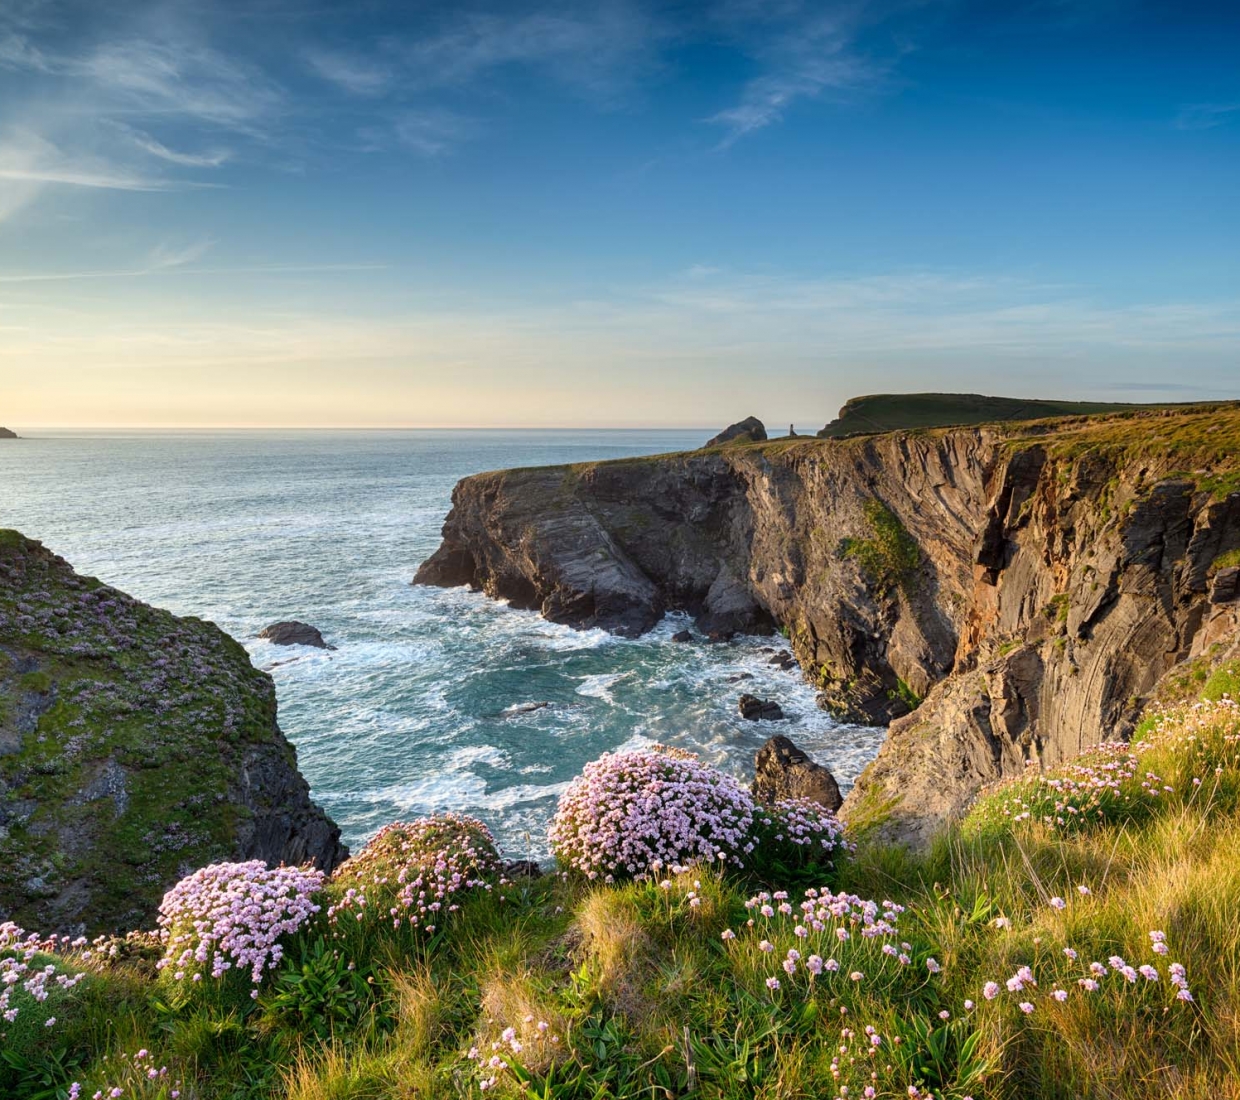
263 937 381 1039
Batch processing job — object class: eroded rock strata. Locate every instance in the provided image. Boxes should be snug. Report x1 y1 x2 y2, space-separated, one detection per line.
418 405 1240 844
0 531 347 933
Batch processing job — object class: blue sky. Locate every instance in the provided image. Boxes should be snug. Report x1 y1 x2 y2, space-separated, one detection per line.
1 0 1237 427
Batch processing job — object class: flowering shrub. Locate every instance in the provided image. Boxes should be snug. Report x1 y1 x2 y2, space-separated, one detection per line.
549 747 760 880
328 813 500 932
155 861 325 990
750 796 852 879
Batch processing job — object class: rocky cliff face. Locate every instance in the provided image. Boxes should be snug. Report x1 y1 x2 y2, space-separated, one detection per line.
0 531 347 934
417 406 1240 844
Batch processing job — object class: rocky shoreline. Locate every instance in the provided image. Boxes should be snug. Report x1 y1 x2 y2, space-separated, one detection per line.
416 405 1240 844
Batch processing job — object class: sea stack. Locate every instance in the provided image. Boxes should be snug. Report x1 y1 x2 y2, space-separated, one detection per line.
0 427 17 439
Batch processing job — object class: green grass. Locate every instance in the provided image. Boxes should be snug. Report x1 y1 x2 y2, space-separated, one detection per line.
7 692 1240 1099
815 393 1185 438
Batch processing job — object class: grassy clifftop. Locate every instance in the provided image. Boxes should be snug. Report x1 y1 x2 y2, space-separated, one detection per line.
816 392 1192 438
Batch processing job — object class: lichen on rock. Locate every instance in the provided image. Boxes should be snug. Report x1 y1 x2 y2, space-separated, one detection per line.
0 531 347 934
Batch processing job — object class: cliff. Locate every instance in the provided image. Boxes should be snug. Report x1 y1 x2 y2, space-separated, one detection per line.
417 404 1240 844
0 531 347 933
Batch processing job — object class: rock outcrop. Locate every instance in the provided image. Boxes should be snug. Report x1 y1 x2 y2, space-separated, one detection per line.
0 427 17 439
417 404 1240 844
752 735 842 812
0 531 347 934
259 620 335 649
738 694 785 721
704 416 766 448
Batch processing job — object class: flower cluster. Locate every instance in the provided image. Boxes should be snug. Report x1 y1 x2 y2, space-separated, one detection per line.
464 1016 561 1092
328 813 500 932
155 861 325 989
724 887 914 1000
0 923 88 1029
549 747 846 880
75 1048 181 1100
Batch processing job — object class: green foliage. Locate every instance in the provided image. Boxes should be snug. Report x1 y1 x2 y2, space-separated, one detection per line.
19 670 52 694
1212 548 1240 572
263 937 384 1040
889 676 923 711
840 499 921 595
1201 662 1240 702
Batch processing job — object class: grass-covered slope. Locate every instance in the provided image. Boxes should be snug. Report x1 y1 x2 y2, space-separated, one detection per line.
4 686 1239 1099
816 392 1188 437
0 531 345 935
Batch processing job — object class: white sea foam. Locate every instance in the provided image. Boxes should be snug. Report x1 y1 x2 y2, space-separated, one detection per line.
575 672 631 703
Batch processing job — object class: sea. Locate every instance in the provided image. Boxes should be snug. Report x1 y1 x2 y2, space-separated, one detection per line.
0 430 884 859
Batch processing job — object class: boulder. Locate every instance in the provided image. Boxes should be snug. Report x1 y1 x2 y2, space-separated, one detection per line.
671 629 693 643
752 735 842 812
704 416 766 448
259 620 335 649
738 693 785 721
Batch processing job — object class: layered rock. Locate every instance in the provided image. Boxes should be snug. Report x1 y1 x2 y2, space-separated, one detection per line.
418 405 1240 843
0 531 347 934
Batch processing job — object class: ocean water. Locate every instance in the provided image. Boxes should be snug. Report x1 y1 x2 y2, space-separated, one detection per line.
0 430 885 858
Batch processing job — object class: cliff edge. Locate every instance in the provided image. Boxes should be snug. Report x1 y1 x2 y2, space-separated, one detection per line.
417 405 1240 844
0 531 347 933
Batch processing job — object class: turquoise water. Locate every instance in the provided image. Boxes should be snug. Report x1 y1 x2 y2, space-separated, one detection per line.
0 430 883 857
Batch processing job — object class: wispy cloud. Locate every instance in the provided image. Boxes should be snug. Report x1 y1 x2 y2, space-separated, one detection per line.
707 4 901 147
305 47 393 97
0 130 170 192
304 1 667 107
392 109 476 157
1175 102 1240 131
119 125 232 168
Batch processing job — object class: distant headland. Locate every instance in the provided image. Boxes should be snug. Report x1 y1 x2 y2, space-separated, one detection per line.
0 427 17 439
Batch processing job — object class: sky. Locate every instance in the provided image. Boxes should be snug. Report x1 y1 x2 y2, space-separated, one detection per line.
0 0 1237 428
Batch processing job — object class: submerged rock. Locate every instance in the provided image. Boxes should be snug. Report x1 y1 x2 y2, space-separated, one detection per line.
752 735 842 812
738 694 785 721
259 620 335 649
0 530 347 934
671 629 693 643
704 416 766 448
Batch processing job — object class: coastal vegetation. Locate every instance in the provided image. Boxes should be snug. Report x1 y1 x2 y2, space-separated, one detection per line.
814 393 1190 438
3 689 1239 1099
